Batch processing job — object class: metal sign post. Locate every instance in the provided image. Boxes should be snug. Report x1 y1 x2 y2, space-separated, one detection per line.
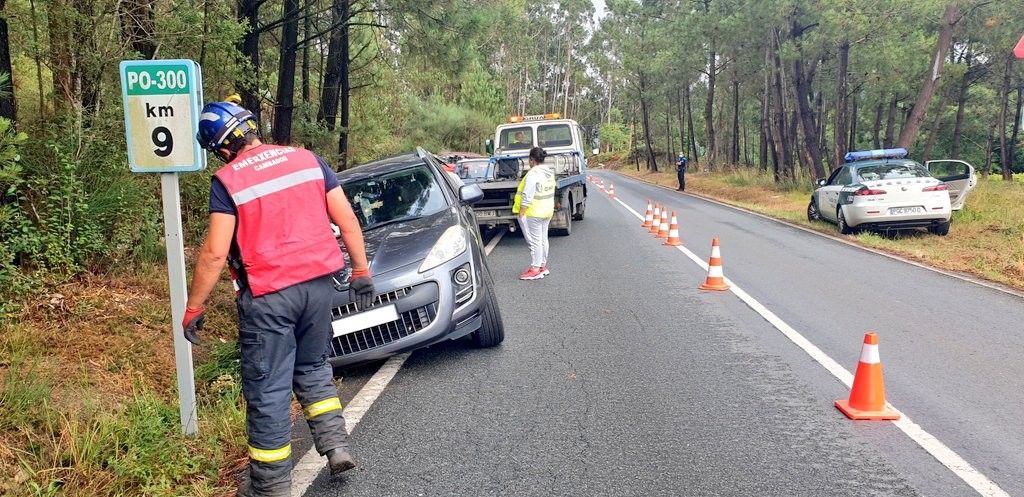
119 59 205 435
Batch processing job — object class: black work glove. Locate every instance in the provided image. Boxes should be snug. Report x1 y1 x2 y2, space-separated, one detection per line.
182 305 205 345
349 269 375 310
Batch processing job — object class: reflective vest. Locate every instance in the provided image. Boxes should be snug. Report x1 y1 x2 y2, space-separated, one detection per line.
214 144 345 297
513 166 556 219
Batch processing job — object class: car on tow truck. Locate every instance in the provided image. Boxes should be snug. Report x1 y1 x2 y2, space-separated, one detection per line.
326 148 505 368
807 148 976 235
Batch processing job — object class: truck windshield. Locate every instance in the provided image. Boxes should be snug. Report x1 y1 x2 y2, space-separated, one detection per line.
499 126 533 150
538 124 573 147
341 166 449 230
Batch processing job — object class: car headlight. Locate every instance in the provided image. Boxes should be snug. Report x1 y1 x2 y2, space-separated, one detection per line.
419 226 467 272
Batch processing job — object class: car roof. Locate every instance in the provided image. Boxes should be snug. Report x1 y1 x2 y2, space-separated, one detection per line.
336 152 430 183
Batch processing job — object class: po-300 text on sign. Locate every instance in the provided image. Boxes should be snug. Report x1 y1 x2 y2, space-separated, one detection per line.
119 60 205 173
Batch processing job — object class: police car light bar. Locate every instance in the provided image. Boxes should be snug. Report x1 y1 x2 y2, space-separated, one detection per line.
844 148 908 162
508 113 561 123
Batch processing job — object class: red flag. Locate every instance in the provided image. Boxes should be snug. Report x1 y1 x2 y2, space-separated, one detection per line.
1015 34 1024 59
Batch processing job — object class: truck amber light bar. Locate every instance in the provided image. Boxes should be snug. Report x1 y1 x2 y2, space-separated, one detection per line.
508 113 562 123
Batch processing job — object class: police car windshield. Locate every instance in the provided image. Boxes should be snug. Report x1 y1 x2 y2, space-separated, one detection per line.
342 166 448 230
856 162 930 182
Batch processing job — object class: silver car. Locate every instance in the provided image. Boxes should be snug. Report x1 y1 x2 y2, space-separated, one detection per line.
808 149 975 236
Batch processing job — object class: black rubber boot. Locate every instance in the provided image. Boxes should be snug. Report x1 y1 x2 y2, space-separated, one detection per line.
236 460 291 497
326 448 357 476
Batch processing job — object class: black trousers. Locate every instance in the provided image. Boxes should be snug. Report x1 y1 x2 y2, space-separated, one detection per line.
677 171 686 191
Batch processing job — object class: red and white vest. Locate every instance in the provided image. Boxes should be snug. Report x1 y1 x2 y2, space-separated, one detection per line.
215 144 345 296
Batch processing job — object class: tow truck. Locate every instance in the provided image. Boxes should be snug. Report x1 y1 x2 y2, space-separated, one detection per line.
457 113 593 236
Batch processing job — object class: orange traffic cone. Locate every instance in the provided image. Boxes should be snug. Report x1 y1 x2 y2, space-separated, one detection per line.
699 238 729 291
656 210 669 239
649 204 662 234
836 332 900 420
664 212 682 246
641 201 654 228
607 183 616 198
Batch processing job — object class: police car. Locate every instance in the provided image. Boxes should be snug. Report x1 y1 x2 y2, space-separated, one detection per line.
807 148 976 236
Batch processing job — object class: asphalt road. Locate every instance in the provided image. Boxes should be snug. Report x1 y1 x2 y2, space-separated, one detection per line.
292 169 1024 496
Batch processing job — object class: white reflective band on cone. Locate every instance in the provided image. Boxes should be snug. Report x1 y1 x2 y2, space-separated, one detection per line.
860 343 881 364
708 265 724 277
711 246 722 258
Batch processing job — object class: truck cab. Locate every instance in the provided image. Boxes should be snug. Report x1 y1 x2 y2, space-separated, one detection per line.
464 113 590 236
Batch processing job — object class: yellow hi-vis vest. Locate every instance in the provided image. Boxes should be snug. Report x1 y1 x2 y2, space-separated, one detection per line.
512 166 556 219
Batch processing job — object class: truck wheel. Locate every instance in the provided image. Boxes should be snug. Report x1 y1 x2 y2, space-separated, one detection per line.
471 288 505 348
572 198 585 221
552 210 572 236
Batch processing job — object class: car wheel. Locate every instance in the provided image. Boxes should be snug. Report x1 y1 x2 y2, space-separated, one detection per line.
807 199 821 222
928 221 951 236
470 287 505 348
837 207 856 235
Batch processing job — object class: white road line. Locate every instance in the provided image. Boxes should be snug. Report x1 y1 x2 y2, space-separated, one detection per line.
291 353 410 496
291 227 505 496
484 228 507 255
611 194 1010 497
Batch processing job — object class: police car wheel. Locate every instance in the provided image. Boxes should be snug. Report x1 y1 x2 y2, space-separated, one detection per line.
837 207 856 235
806 200 820 222
928 221 950 236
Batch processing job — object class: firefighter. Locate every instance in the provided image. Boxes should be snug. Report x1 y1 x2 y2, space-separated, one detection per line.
181 100 375 496
513 147 556 280
676 153 688 191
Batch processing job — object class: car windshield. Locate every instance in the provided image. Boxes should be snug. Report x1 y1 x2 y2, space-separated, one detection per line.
856 162 930 181
342 165 449 229
458 159 490 180
537 124 573 147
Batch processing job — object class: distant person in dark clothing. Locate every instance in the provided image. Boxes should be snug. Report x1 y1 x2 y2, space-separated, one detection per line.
676 154 688 191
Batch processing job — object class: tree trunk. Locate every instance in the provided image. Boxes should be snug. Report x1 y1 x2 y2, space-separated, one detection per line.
832 41 849 170
638 71 657 172
790 13 825 179
871 101 883 149
337 10 351 168
237 0 262 121
0 0 16 122
951 66 971 159
884 97 897 148
685 83 698 166
770 29 790 178
676 87 687 158
272 0 300 144
301 0 311 103
998 55 1013 181
1010 85 1022 175
704 41 717 165
731 77 740 164
983 121 995 177
665 97 673 163
848 90 858 152
118 0 157 59
896 3 959 150
317 0 347 131
922 85 954 162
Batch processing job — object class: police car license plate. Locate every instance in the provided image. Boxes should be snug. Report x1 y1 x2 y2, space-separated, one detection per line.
331 305 399 337
889 207 924 215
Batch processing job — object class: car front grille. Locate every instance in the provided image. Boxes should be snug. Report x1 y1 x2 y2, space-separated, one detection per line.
328 283 438 358
332 287 410 318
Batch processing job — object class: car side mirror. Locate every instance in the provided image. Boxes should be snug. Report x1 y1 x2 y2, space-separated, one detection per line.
816 179 827 187
485 139 494 155
459 184 484 205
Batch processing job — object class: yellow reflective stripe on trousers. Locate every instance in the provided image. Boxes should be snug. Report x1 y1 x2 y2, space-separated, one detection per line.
304 397 343 418
248 444 292 462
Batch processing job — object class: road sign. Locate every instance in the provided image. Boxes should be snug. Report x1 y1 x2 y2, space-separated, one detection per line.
1015 34 1024 60
119 59 205 436
119 59 206 173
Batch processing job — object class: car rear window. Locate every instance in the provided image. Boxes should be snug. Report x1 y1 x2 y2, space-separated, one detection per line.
856 162 930 181
457 159 490 180
342 166 449 229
